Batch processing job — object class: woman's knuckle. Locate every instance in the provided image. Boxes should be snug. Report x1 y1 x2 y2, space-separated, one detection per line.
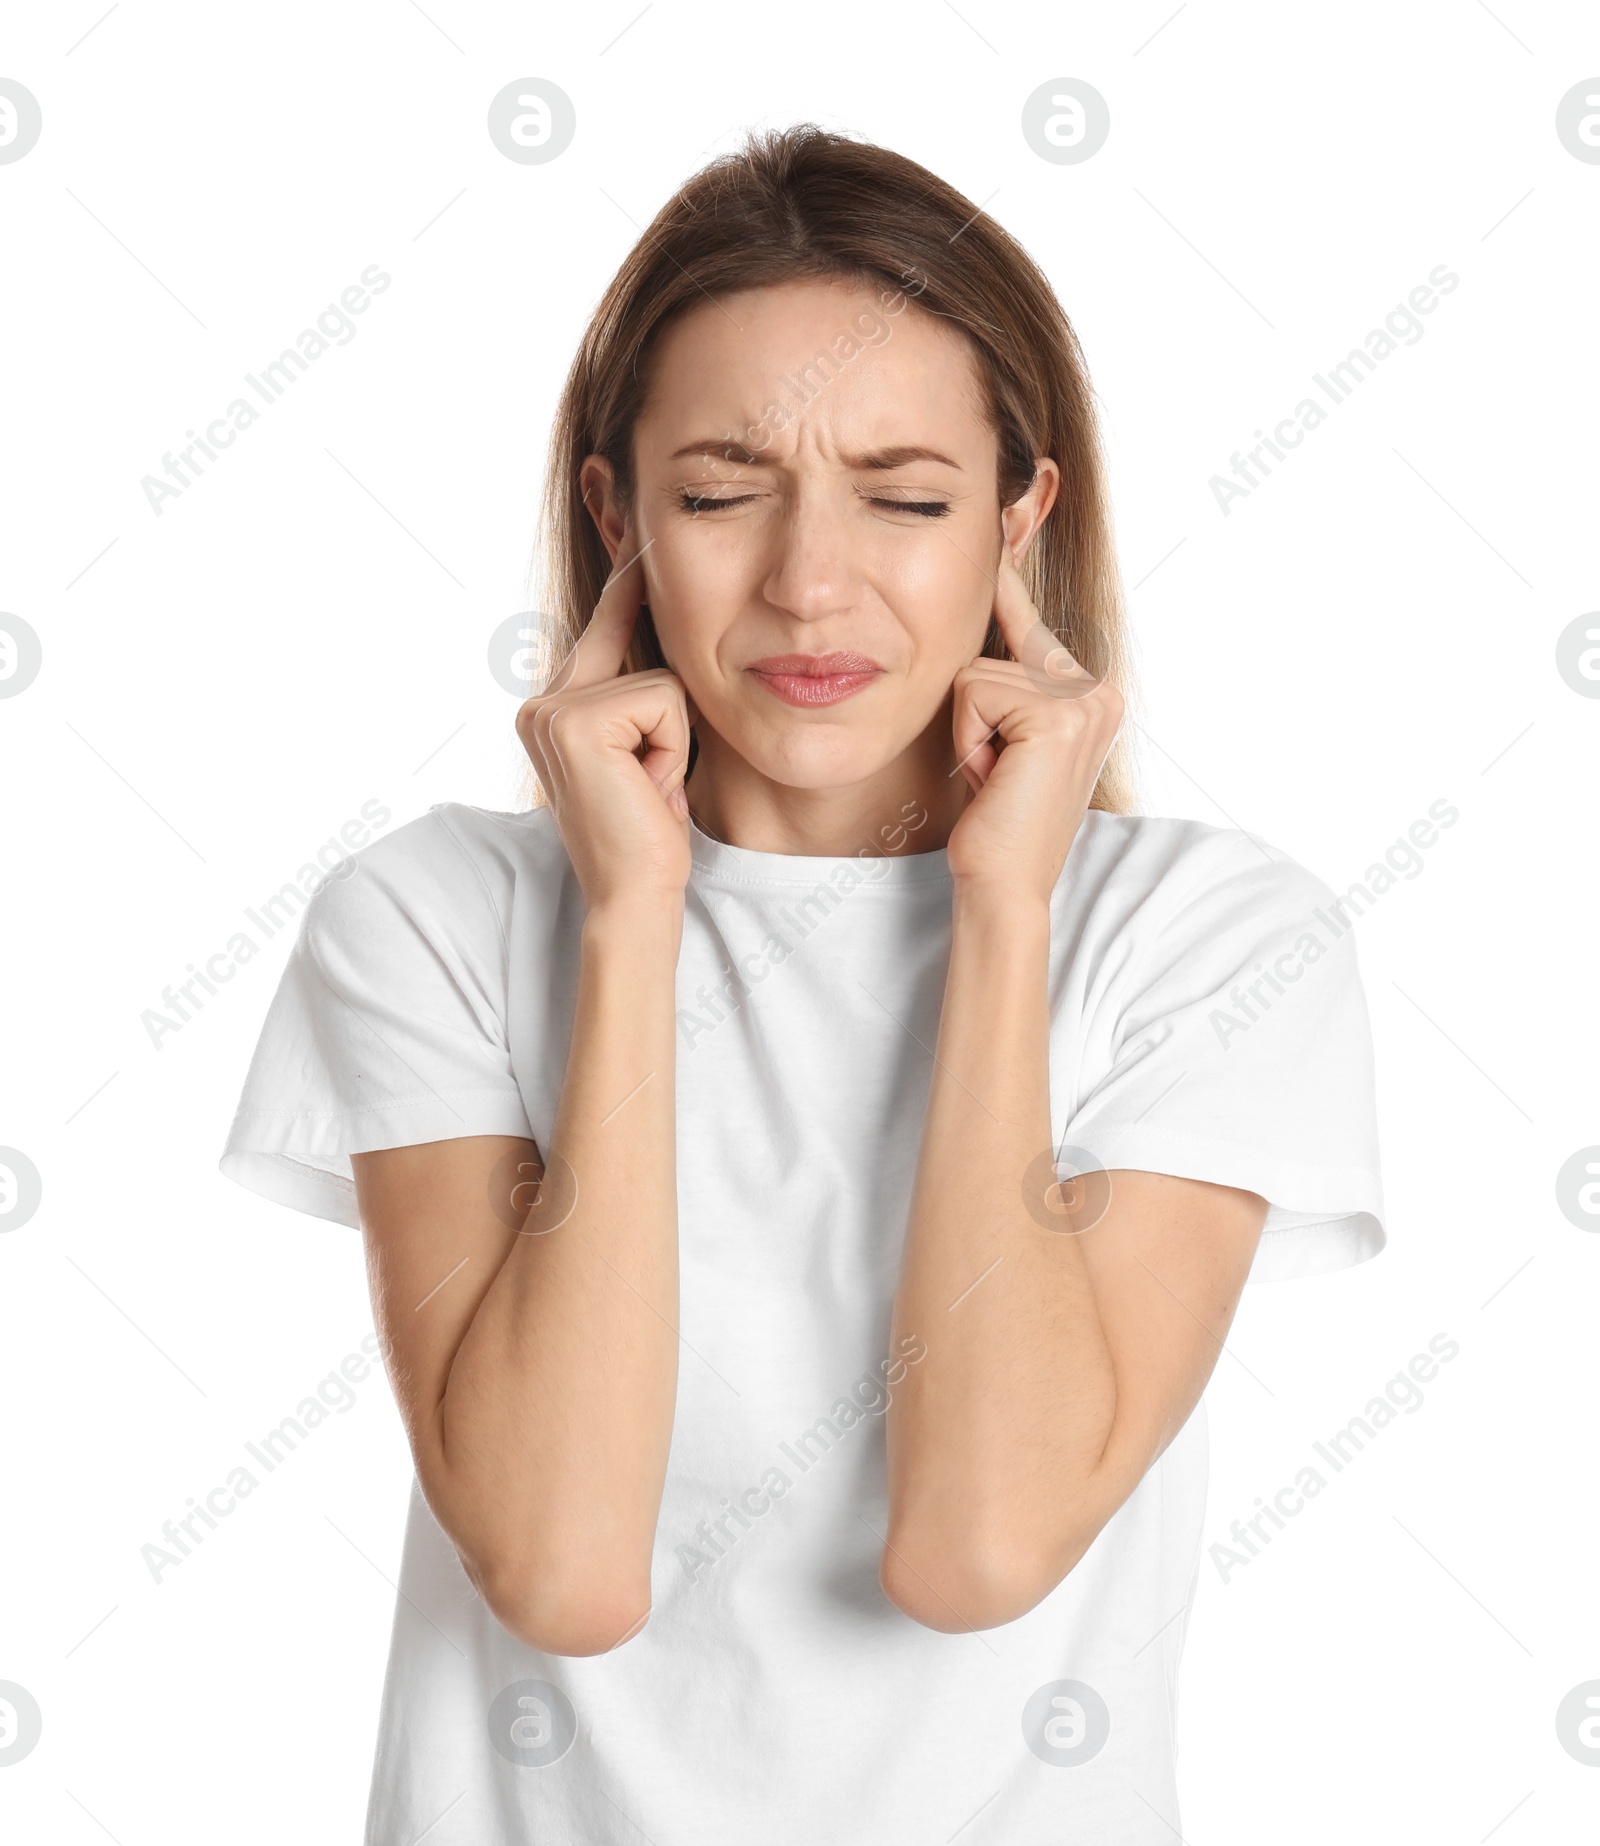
544 702 580 747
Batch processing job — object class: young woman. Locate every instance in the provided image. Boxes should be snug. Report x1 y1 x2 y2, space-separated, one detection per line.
222 126 1385 1844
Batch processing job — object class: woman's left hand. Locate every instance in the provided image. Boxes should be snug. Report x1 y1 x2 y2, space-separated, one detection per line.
944 545 1125 902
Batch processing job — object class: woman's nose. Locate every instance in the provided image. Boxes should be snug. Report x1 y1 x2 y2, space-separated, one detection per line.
759 494 863 624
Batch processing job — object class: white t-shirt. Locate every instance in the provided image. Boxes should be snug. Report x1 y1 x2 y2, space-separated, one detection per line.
220 800 1385 1845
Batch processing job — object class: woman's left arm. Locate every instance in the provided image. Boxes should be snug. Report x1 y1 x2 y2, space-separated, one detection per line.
881 551 1268 1633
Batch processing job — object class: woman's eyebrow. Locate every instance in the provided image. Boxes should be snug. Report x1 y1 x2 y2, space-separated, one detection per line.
666 439 963 470
847 444 963 472
669 438 768 464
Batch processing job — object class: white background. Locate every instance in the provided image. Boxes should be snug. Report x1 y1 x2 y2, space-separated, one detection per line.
2 2 1597 1840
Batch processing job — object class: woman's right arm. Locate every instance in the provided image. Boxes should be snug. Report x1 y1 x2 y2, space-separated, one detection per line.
352 523 693 1657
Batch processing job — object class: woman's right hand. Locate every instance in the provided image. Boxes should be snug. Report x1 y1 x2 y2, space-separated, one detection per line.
517 522 694 911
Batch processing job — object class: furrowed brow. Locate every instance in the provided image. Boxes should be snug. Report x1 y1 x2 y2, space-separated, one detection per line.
667 440 964 471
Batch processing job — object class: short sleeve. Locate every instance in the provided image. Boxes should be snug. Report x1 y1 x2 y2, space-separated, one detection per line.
219 817 535 1228
1057 836 1386 1284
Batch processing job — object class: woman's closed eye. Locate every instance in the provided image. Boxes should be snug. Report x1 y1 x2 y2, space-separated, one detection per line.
863 489 953 519
675 489 758 514
673 488 953 518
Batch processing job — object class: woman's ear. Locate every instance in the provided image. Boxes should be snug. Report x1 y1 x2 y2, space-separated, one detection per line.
1000 456 1062 563
579 455 626 563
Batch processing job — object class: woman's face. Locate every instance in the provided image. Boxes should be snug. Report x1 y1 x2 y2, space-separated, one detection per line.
582 277 1058 792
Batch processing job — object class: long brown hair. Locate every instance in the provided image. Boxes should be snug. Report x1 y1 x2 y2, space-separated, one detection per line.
522 123 1137 813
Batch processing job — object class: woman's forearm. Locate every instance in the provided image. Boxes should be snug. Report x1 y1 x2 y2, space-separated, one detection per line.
883 886 1117 1631
437 898 683 1651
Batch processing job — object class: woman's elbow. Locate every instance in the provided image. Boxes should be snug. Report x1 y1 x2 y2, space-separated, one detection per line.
879 1522 1096 1632
418 1458 654 1655
477 1556 653 1656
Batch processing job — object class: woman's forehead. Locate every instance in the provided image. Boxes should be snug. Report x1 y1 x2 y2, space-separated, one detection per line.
637 280 990 460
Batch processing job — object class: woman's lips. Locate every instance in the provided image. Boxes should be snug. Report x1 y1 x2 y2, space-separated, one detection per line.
747 652 883 707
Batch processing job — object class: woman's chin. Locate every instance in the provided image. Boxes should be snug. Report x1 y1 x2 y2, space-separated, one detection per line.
719 722 903 793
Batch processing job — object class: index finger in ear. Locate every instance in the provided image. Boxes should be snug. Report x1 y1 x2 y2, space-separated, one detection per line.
992 545 1100 702
544 521 653 695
